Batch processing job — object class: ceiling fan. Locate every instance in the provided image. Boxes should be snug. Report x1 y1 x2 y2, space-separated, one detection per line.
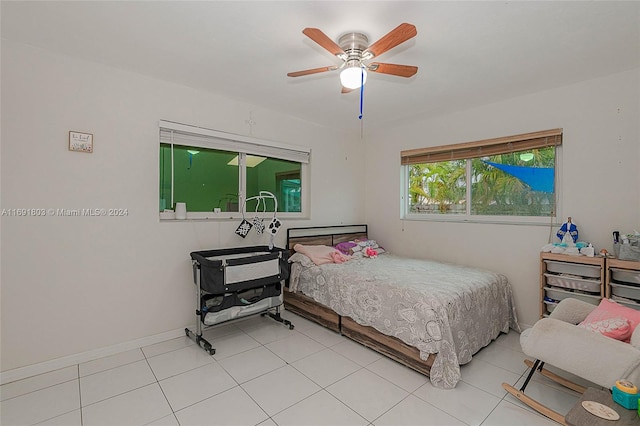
287 23 418 93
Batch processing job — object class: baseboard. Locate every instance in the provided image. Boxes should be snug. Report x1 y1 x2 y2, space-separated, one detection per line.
519 323 533 331
0 327 187 385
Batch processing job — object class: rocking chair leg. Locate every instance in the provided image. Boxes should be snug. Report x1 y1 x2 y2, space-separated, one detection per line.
520 359 542 392
502 382 567 425
523 359 587 394
502 357 590 425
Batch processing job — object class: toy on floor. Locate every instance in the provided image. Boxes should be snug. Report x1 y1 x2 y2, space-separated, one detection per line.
612 379 638 410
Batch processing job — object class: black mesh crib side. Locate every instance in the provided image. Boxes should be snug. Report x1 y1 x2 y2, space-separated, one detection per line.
190 246 289 295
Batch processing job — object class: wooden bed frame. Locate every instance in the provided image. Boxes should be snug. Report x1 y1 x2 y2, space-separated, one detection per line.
284 225 436 377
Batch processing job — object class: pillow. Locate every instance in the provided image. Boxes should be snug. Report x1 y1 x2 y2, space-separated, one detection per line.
334 241 357 255
353 239 386 255
353 238 379 248
578 299 640 343
333 239 387 258
293 244 338 266
288 252 316 268
577 317 631 341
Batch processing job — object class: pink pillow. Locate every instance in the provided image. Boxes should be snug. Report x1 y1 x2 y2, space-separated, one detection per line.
577 317 631 341
293 244 338 265
579 299 640 343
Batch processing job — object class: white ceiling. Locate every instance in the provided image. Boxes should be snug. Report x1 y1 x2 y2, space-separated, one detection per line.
2 1 639 131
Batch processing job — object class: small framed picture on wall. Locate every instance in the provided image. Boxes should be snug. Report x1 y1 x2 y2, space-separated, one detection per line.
69 131 93 153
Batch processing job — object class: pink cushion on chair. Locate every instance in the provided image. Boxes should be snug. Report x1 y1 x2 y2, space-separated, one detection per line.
578 299 640 342
577 317 631 341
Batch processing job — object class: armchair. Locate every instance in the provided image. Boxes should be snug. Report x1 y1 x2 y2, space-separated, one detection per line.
502 298 640 424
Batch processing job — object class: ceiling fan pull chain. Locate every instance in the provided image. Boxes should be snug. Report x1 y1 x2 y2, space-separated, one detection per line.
359 67 364 120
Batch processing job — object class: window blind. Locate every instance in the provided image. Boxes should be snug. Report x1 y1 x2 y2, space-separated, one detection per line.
400 128 562 165
159 120 310 164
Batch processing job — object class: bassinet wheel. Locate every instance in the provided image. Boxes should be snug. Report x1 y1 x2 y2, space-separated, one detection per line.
289 324 295 330
184 328 190 336
202 341 215 355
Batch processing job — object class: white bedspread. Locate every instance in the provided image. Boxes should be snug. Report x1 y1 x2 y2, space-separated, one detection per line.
289 252 520 388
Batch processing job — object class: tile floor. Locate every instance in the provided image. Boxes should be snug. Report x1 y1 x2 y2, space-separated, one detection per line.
1 309 596 426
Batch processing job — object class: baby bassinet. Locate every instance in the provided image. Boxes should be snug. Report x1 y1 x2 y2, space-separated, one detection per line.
186 245 293 354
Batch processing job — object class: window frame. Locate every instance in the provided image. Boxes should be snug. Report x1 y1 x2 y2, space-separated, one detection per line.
159 120 311 220
400 129 563 225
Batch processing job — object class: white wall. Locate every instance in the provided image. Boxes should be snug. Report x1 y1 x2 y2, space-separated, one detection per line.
365 68 640 329
0 40 365 373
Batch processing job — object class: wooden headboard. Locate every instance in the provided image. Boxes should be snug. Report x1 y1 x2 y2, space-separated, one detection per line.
286 225 368 256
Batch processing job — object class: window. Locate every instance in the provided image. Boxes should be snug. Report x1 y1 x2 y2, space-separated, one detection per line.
401 129 562 223
159 121 310 219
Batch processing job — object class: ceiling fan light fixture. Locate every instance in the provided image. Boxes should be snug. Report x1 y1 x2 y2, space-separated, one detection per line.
340 66 367 90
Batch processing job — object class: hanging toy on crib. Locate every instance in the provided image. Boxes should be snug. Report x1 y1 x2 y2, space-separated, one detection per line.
267 212 281 250
268 217 281 236
234 217 253 238
234 197 253 238
252 197 266 235
235 191 280 248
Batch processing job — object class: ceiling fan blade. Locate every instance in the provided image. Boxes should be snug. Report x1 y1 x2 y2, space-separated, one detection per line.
287 66 338 77
368 62 418 78
302 28 346 57
364 23 417 58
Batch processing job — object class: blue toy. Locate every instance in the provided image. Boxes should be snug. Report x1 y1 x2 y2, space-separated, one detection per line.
557 217 578 243
612 380 638 410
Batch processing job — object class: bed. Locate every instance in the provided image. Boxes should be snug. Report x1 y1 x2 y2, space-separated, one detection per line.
283 225 520 388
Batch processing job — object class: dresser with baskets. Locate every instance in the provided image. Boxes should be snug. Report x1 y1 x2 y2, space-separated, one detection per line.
540 252 605 318
606 258 640 311
540 252 640 318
